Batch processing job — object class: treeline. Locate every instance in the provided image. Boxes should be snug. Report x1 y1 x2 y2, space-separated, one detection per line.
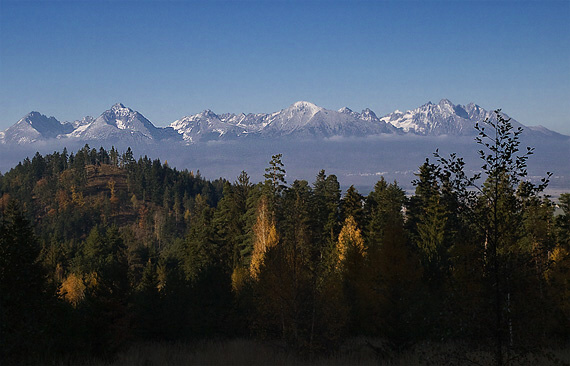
0 113 569 365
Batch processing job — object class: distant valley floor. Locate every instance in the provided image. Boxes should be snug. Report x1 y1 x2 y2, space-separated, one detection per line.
1 135 568 197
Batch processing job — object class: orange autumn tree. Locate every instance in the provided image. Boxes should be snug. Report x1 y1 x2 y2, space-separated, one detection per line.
59 273 86 308
249 196 279 280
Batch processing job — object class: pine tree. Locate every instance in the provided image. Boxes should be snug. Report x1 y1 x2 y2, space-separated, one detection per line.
109 146 119 166
0 200 52 362
182 194 216 282
341 185 364 228
121 147 135 168
416 194 450 284
366 178 406 250
263 153 287 197
312 171 341 263
133 260 162 339
213 182 240 270
407 159 440 240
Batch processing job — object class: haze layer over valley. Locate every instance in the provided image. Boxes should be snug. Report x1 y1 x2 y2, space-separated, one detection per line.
1 99 568 194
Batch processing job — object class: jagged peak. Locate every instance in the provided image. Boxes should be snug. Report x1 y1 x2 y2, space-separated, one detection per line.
465 102 482 111
111 102 127 110
20 111 59 125
24 111 42 118
360 108 379 121
420 101 434 108
199 109 219 118
3 99 564 145
106 103 135 118
438 98 454 106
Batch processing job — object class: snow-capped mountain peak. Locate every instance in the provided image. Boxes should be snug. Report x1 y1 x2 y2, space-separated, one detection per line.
380 99 475 135
168 108 252 143
360 108 379 122
64 103 178 142
199 109 219 119
2 100 566 145
377 99 566 138
285 101 323 118
291 100 320 110
0 111 72 143
22 111 67 132
111 102 127 110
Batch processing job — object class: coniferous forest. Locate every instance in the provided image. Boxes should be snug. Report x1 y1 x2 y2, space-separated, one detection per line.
1 113 569 365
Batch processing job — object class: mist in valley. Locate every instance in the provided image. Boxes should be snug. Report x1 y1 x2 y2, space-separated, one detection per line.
1 134 567 196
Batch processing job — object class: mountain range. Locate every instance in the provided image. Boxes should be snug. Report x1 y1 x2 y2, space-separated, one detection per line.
1 99 567 145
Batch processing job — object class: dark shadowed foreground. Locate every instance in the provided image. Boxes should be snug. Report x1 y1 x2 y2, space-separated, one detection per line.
74 339 570 366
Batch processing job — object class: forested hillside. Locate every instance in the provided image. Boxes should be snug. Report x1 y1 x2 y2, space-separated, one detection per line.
1 114 569 365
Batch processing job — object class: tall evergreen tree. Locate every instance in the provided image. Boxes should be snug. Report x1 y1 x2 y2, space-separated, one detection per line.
340 185 364 229
312 171 341 263
366 177 406 250
264 153 287 197
0 200 53 363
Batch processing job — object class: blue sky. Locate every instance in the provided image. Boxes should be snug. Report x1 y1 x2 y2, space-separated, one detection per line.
1 0 569 133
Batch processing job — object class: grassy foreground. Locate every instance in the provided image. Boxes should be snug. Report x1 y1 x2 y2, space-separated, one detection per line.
71 338 570 366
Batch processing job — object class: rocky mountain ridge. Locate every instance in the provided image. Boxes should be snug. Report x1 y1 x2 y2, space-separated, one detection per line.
1 100 566 144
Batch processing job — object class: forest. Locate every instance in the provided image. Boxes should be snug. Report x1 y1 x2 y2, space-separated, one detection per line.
1 112 569 365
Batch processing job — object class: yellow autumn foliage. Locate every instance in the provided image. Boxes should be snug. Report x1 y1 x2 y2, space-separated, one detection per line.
56 189 70 210
336 216 366 271
71 185 85 207
547 245 569 278
250 197 279 280
108 178 119 204
86 271 99 288
231 266 249 293
546 245 570 316
59 273 86 308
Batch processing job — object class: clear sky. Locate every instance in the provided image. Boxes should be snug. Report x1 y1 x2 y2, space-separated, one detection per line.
1 0 569 133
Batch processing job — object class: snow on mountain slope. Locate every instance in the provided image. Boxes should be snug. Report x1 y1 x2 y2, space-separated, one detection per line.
379 99 475 135
170 109 251 143
2 100 567 145
262 101 324 134
71 116 95 129
377 99 566 139
260 101 373 137
66 103 178 142
1 112 73 144
170 101 397 141
68 103 153 140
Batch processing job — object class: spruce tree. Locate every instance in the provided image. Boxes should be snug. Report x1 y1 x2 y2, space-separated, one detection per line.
341 185 364 228
313 171 341 262
264 153 287 196
0 200 52 362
